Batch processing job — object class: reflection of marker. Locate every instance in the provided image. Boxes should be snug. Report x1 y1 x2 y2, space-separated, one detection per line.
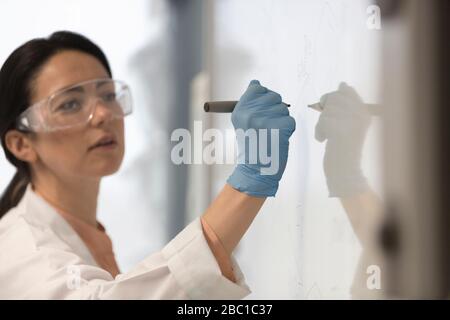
308 102 381 116
307 103 326 112
204 101 290 113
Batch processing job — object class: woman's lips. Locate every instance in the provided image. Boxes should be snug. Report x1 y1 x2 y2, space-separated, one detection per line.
89 140 118 151
89 134 118 151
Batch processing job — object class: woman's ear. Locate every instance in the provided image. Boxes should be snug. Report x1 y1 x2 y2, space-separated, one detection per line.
4 130 38 163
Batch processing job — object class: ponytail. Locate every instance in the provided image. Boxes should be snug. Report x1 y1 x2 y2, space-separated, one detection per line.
0 169 30 218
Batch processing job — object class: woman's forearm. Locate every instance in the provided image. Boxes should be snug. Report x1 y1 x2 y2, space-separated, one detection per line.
201 183 266 256
339 189 383 249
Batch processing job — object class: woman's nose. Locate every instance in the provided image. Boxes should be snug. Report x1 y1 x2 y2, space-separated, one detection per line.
89 98 114 126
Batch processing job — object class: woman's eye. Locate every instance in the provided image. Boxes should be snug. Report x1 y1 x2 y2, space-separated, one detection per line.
102 92 117 102
57 100 81 112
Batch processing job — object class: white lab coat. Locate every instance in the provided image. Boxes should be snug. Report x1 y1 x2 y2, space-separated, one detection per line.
0 183 251 299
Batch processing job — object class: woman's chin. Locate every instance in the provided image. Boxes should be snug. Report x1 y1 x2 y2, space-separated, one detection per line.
90 159 123 177
100 166 121 177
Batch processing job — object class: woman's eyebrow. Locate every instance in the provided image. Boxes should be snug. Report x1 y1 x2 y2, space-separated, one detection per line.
96 80 111 89
54 79 111 96
63 86 85 93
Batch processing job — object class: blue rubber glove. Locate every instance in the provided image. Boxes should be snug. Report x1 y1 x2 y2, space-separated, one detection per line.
226 80 296 197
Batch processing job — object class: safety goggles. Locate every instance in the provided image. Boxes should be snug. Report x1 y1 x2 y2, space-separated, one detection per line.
16 78 132 132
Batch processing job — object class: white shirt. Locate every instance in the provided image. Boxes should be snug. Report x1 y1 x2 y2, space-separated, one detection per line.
0 183 251 299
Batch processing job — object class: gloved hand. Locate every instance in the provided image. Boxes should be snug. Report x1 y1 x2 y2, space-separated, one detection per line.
315 82 372 197
226 80 296 197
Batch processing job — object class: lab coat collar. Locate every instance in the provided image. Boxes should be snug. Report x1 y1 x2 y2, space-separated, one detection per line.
19 183 98 266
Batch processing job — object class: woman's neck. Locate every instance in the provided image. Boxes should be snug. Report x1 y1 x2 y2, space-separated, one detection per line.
31 170 100 227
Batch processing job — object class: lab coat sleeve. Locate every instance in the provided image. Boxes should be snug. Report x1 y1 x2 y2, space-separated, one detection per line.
160 217 251 299
12 217 251 299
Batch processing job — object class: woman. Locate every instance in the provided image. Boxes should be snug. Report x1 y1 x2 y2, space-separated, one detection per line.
0 31 295 299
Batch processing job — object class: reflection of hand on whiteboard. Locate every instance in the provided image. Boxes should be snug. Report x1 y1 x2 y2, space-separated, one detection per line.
312 82 372 198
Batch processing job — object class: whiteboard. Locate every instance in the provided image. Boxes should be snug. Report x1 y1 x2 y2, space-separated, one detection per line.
210 0 382 299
